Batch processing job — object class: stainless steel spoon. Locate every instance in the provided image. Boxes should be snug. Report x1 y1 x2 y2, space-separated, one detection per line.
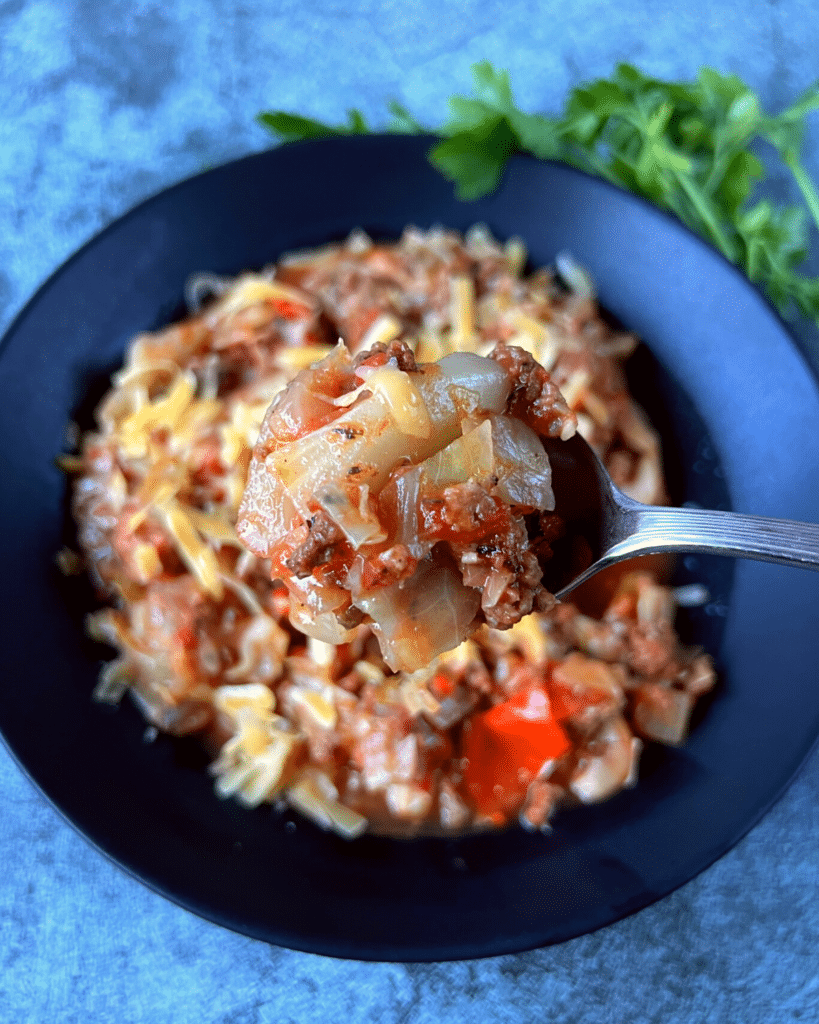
540 432 819 600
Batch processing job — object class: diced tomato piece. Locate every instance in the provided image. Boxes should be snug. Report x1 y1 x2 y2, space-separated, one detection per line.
269 586 291 619
269 297 310 321
175 625 197 650
419 497 513 545
353 348 389 375
460 686 570 820
430 672 455 699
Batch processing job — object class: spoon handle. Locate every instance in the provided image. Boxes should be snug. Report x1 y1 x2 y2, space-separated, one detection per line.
612 503 819 570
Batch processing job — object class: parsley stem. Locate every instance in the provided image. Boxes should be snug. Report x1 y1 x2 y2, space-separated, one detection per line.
671 168 737 262
784 151 819 235
564 146 620 186
746 237 764 282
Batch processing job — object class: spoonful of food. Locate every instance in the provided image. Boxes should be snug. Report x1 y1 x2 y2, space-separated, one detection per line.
540 431 819 600
238 336 819 672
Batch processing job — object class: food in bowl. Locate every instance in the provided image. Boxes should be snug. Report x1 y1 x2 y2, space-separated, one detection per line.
64 225 715 837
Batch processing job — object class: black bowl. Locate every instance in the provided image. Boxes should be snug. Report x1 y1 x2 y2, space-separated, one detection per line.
2 136 819 961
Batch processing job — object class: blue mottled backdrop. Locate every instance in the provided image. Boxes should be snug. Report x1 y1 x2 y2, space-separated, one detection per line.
1 2 818 1021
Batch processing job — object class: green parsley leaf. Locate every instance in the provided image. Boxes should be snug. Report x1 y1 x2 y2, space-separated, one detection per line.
255 112 344 142
255 108 370 142
385 101 427 135
430 117 518 200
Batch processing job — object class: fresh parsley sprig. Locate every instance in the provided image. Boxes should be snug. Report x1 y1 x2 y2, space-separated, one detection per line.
258 61 819 325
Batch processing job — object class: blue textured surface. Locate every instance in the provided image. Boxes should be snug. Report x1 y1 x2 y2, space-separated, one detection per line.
2 2 819 1020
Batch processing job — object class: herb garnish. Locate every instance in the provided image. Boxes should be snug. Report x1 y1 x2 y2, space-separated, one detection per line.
259 61 819 325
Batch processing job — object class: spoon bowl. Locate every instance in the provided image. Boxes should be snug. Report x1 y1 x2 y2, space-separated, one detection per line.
540 431 819 600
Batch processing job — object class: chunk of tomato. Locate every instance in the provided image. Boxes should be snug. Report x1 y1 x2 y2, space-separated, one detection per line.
460 686 570 821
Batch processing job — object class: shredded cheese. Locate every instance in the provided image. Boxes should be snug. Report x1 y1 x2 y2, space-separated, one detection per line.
132 542 163 584
559 368 591 409
276 344 335 374
214 274 313 321
287 770 367 839
338 366 432 439
156 500 224 599
506 311 560 371
413 328 448 364
214 682 276 720
185 508 242 547
449 276 476 348
289 687 337 729
504 236 527 276
119 372 198 458
220 399 270 466
359 312 403 350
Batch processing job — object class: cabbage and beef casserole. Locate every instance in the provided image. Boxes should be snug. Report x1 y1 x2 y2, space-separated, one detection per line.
65 226 715 838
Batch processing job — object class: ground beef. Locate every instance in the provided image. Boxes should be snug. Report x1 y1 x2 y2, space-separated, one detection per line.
352 338 418 373
490 342 576 438
436 481 502 534
284 510 345 578
360 544 418 589
441 487 546 630
626 621 679 677
480 541 544 629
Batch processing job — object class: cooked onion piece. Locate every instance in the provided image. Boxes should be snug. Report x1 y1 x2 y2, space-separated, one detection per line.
238 341 577 671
